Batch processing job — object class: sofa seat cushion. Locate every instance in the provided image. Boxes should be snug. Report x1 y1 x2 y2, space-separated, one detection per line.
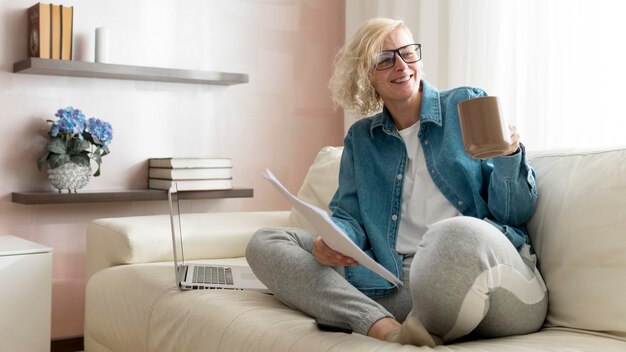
85 260 626 352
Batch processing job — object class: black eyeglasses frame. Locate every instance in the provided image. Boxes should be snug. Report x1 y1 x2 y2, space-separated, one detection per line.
375 43 422 71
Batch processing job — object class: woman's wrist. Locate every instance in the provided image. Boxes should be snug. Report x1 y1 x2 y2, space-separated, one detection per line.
505 147 521 156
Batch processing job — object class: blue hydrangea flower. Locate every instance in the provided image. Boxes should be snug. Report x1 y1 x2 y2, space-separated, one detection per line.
85 117 113 146
50 107 86 138
39 106 113 177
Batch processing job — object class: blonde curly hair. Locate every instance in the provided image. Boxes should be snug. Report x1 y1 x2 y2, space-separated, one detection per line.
329 18 418 116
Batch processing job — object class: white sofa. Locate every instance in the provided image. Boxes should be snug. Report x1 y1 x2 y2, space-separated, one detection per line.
84 146 626 351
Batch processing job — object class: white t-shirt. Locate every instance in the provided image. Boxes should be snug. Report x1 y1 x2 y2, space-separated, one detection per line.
396 121 460 255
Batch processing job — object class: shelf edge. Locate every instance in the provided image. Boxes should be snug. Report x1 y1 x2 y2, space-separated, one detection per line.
11 188 254 205
13 58 249 85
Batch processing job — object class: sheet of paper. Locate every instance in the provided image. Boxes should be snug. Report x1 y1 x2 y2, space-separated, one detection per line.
263 169 402 286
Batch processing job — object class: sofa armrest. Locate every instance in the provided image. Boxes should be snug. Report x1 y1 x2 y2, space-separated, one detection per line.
86 211 291 280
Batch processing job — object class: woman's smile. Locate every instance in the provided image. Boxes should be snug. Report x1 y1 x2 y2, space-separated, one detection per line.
391 74 413 84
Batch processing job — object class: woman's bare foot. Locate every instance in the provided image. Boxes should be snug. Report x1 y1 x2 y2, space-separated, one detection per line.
384 316 443 347
367 317 401 340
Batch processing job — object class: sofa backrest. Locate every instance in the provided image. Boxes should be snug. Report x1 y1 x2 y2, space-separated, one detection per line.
526 147 626 339
291 145 626 340
86 211 291 280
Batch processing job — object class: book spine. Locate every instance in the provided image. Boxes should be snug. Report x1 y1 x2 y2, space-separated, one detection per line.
69 6 73 59
59 4 63 58
60 6 73 60
27 4 38 57
148 158 232 169
50 4 61 59
48 4 53 58
148 167 232 180
27 3 51 59
148 179 233 191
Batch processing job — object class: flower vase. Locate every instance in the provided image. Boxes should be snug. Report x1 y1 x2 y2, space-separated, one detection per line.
47 163 91 193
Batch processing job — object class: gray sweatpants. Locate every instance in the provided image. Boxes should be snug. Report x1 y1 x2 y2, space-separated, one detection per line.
245 216 548 342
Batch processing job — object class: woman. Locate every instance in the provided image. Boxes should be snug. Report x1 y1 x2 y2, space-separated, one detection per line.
246 17 547 346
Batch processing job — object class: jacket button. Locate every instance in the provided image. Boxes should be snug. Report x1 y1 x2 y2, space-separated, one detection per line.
396 174 403 180
391 214 398 221
424 140 429 145
458 200 464 206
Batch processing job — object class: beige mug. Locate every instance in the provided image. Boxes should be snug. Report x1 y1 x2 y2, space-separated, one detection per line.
457 96 511 159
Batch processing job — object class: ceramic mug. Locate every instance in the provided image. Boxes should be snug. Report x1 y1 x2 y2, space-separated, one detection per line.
457 96 511 159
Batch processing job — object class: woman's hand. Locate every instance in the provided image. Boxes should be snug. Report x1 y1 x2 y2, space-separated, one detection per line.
504 123 521 156
312 235 359 267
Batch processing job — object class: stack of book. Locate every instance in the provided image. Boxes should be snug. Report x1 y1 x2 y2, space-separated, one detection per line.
28 2 73 60
148 157 234 191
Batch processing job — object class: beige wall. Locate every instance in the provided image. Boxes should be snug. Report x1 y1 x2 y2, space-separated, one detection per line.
0 0 345 338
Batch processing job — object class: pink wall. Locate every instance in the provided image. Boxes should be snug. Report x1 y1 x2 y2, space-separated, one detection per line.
0 0 345 338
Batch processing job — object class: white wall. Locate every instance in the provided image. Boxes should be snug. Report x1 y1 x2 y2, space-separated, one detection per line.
0 0 345 338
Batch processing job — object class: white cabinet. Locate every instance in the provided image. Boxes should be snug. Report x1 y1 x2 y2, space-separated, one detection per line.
0 235 52 352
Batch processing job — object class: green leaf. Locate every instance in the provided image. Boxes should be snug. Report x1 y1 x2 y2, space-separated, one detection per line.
92 148 102 176
92 148 102 164
70 155 90 167
79 139 90 150
36 152 50 171
48 154 70 169
46 138 67 154
68 138 90 155
83 132 97 145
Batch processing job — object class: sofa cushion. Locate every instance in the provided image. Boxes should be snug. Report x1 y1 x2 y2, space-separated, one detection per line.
288 146 342 233
527 147 626 339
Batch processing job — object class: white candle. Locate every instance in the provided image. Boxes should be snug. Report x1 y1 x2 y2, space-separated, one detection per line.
95 27 109 63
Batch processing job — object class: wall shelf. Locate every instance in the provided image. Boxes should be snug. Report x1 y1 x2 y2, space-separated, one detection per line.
13 58 249 85
12 59 252 205
11 188 254 205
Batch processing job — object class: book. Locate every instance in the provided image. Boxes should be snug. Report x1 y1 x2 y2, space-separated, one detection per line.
60 5 73 60
149 167 232 180
149 157 232 169
50 4 61 59
149 178 233 191
27 3 51 59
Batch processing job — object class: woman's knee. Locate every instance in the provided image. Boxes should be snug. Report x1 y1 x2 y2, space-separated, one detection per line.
246 227 287 267
245 227 314 267
421 216 510 255
410 217 516 292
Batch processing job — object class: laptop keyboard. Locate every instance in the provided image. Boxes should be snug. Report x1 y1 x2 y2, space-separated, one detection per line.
192 266 234 285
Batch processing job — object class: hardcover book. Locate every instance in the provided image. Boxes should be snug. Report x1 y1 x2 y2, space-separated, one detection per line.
50 4 61 59
60 5 73 60
149 157 232 169
149 167 232 180
27 2 51 59
148 178 233 191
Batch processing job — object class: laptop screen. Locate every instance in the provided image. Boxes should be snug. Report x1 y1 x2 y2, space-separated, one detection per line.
167 184 186 281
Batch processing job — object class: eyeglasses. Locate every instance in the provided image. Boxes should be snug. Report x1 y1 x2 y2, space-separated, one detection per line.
375 44 422 71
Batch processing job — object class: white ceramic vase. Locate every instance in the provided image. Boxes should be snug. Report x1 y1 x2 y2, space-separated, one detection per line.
47 163 91 193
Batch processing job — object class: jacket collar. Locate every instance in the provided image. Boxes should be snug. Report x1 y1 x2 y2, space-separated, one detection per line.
370 80 442 138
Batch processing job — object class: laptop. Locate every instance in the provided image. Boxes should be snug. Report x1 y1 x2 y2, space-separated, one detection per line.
168 184 271 293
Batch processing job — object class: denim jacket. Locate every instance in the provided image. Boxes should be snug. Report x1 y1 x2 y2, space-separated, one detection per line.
329 80 538 298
